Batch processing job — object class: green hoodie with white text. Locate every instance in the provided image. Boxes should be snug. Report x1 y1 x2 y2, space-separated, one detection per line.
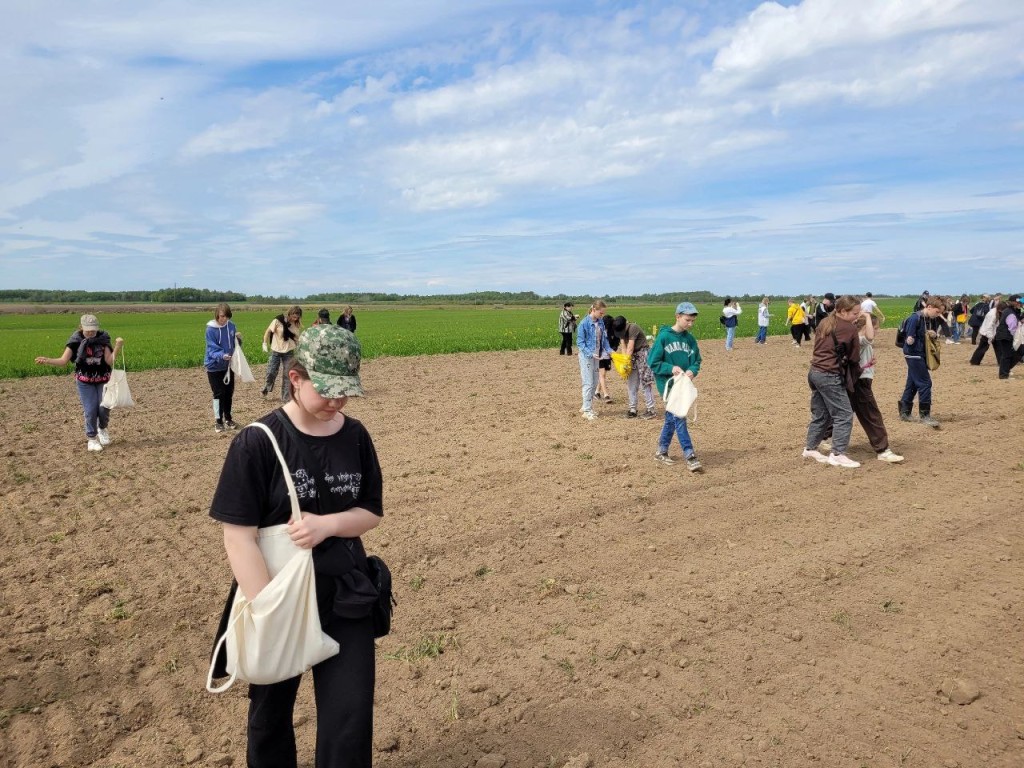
647 325 702 396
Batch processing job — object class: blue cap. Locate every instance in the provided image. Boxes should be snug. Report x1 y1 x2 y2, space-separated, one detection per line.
675 302 698 316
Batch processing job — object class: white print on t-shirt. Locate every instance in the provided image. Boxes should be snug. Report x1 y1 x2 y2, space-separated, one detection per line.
290 469 362 500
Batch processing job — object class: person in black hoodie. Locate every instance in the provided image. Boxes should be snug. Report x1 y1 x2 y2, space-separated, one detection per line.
993 295 1022 380
967 295 990 344
35 313 124 452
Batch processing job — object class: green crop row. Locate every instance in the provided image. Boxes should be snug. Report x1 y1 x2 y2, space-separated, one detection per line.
0 300 915 379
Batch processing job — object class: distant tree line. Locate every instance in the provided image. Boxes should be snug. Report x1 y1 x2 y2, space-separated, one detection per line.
1 287 919 306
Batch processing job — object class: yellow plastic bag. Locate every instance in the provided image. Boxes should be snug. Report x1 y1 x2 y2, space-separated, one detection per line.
611 351 632 379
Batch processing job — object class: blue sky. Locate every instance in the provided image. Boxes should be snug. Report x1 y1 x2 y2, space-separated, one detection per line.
2 0 1022 297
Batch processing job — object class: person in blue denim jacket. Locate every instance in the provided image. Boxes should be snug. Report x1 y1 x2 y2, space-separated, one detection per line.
576 300 612 420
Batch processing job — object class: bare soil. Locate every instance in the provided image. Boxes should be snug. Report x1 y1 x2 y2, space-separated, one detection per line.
1 333 1022 768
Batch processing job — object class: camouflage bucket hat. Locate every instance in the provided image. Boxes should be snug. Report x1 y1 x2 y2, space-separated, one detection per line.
294 325 364 398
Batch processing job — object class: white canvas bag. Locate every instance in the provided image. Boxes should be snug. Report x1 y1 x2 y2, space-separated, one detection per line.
663 373 698 422
229 342 256 383
100 351 135 409
1014 319 1024 351
206 422 339 693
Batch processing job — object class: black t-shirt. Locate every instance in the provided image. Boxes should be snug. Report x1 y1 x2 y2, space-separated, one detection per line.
210 411 383 529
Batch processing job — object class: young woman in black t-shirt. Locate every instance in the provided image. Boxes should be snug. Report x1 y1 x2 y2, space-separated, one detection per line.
209 324 382 768
35 313 123 453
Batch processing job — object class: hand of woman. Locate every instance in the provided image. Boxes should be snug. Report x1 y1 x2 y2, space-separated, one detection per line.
288 513 332 549
34 356 49 365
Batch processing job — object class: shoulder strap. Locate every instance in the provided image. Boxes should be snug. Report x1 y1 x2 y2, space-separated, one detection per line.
244 421 302 525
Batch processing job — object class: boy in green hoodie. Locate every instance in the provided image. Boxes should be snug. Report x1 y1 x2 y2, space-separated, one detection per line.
647 302 703 471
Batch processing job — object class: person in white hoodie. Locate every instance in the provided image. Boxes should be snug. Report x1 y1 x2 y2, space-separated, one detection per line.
755 298 771 344
204 303 243 433
721 298 742 351
969 301 1002 366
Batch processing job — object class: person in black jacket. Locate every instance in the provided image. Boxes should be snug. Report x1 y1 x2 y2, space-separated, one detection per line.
993 295 1022 380
337 306 357 333
967 296 990 344
813 293 834 334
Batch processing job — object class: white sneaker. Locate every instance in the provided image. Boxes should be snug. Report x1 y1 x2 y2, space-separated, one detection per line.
97 428 111 446
801 448 828 463
827 453 860 468
87 438 103 452
877 449 905 463
582 411 598 421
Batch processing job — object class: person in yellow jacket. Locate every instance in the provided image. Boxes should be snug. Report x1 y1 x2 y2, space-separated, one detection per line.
786 299 806 347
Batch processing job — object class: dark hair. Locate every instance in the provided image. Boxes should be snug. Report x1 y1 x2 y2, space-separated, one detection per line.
318 309 331 321
723 297 732 306
613 315 627 333
214 302 232 319
563 302 573 309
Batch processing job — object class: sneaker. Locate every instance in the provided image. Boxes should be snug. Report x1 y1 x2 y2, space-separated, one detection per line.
582 411 598 421
801 448 828 463
639 409 656 420
827 453 860 468
919 415 940 428
625 409 638 419
225 419 238 430
685 455 703 473
97 428 111 446
654 452 675 465
87 438 103 452
877 449 905 463
819 440 832 453
215 421 225 433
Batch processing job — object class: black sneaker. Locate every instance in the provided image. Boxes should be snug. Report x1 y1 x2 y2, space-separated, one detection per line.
215 421 225 433
640 409 656 420
225 419 238 430
625 410 638 419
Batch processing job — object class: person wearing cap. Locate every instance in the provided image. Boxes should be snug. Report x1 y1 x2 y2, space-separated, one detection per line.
577 300 612 420
35 314 124 452
647 302 704 472
992 295 1022 379
313 308 332 326
205 303 243 433
261 306 304 402
558 302 578 355
209 324 382 768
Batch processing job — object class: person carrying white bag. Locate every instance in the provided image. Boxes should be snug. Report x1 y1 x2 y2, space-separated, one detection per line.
101 348 135 409
207 324 383 768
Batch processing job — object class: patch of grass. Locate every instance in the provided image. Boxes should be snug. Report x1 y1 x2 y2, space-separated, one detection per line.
538 577 559 596
550 623 568 636
578 452 593 461
10 469 30 486
474 565 491 579
831 610 852 629
164 657 179 674
409 575 425 591
107 599 132 622
446 690 460 722
881 600 902 613
556 658 576 678
46 532 65 544
21 423 37 434
0 703 41 728
382 633 458 662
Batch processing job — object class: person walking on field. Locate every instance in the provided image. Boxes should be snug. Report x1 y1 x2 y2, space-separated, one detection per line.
648 302 703 472
860 292 885 324
34 313 124 452
801 295 863 468
577 300 612 420
898 296 945 428
786 299 806 347
721 298 741 351
969 300 1002 366
612 315 657 419
205 303 243 433
852 313 904 463
558 302 577 355
967 295 990 345
262 306 303 402
208 325 382 768
992 295 1022 380
755 297 771 344
337 306 357 333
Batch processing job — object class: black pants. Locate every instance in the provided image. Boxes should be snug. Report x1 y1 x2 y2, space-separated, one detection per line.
247 615 375 768
993 339 1017 378
968 325 980 344
969 335 991 365
790 325 803 345
207 369 235 422
802 324 811 341
559 332 573 355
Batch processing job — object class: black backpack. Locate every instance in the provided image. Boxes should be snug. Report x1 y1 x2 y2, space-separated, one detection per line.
719 315 727 325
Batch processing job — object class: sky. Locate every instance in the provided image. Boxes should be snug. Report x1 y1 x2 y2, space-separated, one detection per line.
2 0 1023 298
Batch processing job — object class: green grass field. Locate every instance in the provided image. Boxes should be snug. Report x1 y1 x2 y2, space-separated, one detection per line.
0 300 916 379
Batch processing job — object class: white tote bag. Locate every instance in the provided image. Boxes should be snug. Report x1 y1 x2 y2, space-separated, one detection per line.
663 373 698 422
229 342 256 383
100 352 135 409
206 423 340 693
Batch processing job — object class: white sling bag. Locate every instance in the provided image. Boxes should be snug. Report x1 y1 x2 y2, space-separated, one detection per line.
206 422 339 693
663 373 698 422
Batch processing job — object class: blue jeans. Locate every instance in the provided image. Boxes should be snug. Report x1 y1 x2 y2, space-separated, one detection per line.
264 351 293 401
76 380 110 438
755 326 767 344
725 326 736 350
579 354 599 413
658 412 694 457
900 357 932 407
805 369 854 455
951 323 960 342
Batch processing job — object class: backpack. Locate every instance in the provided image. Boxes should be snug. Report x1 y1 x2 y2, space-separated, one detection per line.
895 315 913 347
719 315 727 325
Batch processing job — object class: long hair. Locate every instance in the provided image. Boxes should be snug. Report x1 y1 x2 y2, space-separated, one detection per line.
816 295 861 338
